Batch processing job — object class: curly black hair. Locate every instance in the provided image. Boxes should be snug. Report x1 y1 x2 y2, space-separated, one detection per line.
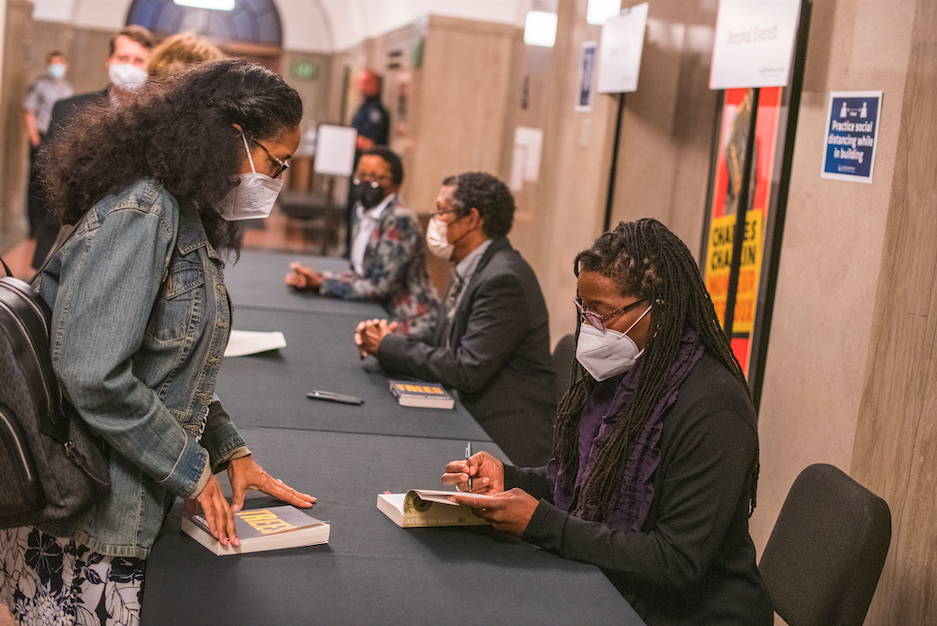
39 59 303 255
554 218 758 522
441 172 514 238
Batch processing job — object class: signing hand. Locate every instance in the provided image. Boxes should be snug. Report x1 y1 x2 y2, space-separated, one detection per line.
286 262 324 292
447 489 539 537
441 450 504 495
354 318 396 359
190 474 239 547
227 455 316 513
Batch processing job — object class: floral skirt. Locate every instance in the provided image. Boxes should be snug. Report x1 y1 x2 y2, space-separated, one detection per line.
0 527 145 626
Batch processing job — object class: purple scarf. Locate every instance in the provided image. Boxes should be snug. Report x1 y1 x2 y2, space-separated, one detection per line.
548 328 704 531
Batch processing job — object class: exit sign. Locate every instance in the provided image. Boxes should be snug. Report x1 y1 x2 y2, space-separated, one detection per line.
291 60 318 81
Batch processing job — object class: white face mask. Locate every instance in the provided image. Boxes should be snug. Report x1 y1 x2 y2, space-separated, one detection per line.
49 63 66 79
575 304 653 381
215 133 284 222
108 62 148 92
426 217 455 260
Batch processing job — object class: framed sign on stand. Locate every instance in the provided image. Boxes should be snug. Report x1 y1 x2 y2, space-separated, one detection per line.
701 0 811 408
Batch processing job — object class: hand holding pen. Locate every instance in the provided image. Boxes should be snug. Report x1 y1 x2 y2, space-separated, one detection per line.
442 448 505 495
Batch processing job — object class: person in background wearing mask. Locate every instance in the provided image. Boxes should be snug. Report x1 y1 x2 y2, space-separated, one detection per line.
31 25 156 270
343 68 390 257
285 146 437 335
23 50 73 239
441 219 771 626
354 172 555 466
0 60 315 626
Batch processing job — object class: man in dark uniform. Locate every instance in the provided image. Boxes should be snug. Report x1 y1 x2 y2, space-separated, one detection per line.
344 69 390 257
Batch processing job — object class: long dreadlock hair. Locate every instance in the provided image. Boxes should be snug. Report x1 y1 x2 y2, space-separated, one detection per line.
554 218 758 522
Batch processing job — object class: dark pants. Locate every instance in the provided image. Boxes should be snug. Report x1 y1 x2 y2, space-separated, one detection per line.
26 142 47 237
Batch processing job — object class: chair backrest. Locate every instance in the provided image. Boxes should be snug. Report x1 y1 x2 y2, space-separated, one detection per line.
551 333 576 402
758 463 891 626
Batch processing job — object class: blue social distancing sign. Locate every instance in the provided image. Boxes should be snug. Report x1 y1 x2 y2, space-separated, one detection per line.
821 91 882 183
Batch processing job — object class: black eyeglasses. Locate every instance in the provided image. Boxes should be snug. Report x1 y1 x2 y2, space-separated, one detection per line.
251 138 290 179
574 297 647 331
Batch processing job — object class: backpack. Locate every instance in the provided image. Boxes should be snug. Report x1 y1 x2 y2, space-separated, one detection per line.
0 256 110 528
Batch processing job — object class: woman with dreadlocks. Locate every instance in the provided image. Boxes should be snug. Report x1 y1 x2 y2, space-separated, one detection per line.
444 219 772 625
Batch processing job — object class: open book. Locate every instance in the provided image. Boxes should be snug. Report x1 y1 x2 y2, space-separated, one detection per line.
182 505 329 555
377 489 489 528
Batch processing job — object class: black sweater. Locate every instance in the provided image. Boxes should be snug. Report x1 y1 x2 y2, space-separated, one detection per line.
506 352 773 626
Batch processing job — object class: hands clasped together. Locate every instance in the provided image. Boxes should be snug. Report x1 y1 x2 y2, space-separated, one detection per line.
285 262 324 292
185 455 315 548
354 318 396 360
441 451 538 537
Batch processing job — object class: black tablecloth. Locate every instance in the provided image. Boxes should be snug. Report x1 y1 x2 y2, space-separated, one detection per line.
225 250 385 317
142 427 643 626
221 306 492 443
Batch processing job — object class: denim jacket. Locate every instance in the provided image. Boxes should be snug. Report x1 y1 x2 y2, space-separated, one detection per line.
36 178 248 559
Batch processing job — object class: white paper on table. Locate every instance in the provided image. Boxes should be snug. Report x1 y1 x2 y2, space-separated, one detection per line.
224 330 287 357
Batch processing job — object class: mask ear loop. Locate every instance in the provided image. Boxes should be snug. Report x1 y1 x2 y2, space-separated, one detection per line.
241 132 257 174
624 303 653 335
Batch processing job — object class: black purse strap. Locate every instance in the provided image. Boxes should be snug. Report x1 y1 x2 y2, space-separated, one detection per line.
0 220 82 285
28 222 82 287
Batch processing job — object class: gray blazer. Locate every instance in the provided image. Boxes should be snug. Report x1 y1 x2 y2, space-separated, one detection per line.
377 237 556 465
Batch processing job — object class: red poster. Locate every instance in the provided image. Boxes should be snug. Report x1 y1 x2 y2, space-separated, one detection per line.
703 87 782 375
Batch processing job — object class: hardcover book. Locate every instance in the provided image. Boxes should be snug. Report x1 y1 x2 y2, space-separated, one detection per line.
388 380 455 409
182 505 329 555
377 489 489 528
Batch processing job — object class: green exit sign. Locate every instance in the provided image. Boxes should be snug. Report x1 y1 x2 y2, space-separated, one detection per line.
291 60 318 81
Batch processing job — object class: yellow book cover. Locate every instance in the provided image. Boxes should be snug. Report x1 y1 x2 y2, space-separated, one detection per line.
182 505 329 555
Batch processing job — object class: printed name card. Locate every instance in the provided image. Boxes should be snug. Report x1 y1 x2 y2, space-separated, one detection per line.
709 0 801 89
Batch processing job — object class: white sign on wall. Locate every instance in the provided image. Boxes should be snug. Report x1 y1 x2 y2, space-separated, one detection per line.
313 125 358 176
709 0 800 89
596 2 649 94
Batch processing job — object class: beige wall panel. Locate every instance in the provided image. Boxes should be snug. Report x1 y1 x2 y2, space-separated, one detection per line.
526 0 614 343
607 3 718 258
750 0 916 558
852 0 937 622
0 0 33 249
408 16 515 218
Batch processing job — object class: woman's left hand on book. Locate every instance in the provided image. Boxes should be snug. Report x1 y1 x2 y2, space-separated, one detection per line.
226 455 316 513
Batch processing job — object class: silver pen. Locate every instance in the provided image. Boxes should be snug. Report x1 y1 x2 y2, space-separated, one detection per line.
465 442 472 492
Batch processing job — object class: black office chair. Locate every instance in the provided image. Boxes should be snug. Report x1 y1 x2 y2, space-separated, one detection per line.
758 463 891 626
551 334 576 401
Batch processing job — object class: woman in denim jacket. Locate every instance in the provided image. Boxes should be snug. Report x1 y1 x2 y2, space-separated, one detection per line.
0 60 315 625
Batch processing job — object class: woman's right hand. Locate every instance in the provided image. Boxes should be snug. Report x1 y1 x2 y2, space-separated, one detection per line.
285 262 323 291
442 451 504 494
190 474 240 547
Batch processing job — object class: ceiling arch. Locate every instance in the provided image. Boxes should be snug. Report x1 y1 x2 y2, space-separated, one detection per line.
32 0 531 53
126 0 283 46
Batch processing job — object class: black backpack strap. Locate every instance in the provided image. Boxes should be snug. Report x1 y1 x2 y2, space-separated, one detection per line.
29 223 80 287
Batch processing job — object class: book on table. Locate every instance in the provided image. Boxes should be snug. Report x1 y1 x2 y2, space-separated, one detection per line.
182 505 329 555
377 489 490 528
388 380 455 409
